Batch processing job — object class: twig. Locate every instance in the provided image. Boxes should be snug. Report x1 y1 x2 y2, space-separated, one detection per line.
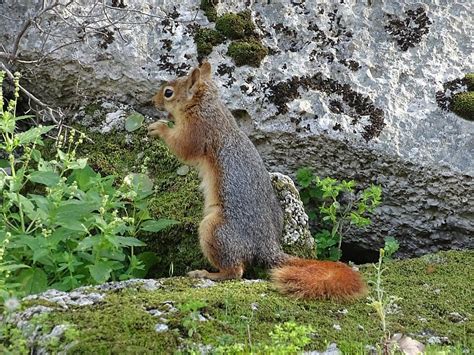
0 62 57 121
10 0 66 60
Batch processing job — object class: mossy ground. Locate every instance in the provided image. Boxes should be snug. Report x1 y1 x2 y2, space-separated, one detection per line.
20 250 474 353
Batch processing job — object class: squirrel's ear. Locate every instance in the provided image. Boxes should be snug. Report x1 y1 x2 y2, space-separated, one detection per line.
200 61 212 79
186 68 201 94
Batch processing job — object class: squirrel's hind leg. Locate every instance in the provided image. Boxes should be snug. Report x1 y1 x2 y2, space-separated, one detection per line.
187 266 244 281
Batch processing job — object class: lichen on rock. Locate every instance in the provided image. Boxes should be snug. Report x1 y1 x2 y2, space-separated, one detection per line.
270 172 314 258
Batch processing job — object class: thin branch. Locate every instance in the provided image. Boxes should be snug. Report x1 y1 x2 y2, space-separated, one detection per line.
1 62 56 120
10 0 65 60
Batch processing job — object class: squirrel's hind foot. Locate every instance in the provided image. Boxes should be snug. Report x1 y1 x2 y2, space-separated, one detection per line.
187 266 243 281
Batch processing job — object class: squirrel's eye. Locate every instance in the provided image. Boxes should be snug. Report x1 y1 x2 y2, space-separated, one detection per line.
164 88 174 98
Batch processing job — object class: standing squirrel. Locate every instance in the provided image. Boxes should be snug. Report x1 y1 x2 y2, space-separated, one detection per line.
148 62 366 300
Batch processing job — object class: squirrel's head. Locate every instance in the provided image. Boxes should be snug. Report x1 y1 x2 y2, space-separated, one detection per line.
152 61 213 121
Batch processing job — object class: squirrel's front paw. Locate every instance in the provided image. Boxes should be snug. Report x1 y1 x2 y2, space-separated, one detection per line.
147 120 168 137
187 270 210 278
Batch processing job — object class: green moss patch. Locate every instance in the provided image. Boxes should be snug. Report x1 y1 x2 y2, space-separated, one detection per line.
452 91 474 121
215 11 256 40
200 0 217 22
194 8 268 67
194 28 225 59
464 73 474 91
227 39 269 67
17 250 474 353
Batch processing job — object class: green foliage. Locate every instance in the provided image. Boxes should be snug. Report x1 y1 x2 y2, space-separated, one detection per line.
194 28 225 59
382 236 399 261
0 72 177 297
296 167 382 260
366 237 402 348
452 91 474 121
124 112 144 132
227 39 268 67
215 11 255 40
215 321 314 354
200 0 217 22
267 321 314 352
179 299 207 337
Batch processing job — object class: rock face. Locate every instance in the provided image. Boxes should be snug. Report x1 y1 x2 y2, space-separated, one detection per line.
270 172 314 256
1 0 473 257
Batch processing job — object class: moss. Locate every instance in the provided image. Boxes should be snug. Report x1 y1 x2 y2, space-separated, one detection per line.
227 39 268 67
215 11 255 40
194 28 225 59
20 250 474 353
200 0 217 22
452 91 474 121
464 73 474 91
83 103 101 116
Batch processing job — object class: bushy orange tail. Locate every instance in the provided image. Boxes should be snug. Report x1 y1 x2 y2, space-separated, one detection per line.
270 258 367 300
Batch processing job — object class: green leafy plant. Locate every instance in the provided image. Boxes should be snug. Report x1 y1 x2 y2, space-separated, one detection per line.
0 71 177 296
296 168 382 260
367 237 402 353
179 300 208 337
215 321 314 354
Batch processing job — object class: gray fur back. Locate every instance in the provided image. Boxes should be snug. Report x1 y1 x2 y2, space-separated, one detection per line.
214 112 285 268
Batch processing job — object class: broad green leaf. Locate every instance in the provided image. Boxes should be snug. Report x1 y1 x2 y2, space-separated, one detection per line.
29 171 60 186
60 218 86 231
88 262 112 283
17 125 55 144
140 219 179 232
14 115 36 121
0 263 29 272
69 165 97 190
18 194 35 217
125 173 153 199
125 112 145 132
115 236 146 247
55 200 97 225
68 158 88 170
76 236 101 251
18 268 48 295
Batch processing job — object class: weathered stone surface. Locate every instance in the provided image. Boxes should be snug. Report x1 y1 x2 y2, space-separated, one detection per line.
270 172 314 255
1 0 472 257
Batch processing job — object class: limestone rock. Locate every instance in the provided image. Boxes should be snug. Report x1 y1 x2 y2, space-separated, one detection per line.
270 172 314 256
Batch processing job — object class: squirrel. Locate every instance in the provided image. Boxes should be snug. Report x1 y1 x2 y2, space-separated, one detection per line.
148 62 366 300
